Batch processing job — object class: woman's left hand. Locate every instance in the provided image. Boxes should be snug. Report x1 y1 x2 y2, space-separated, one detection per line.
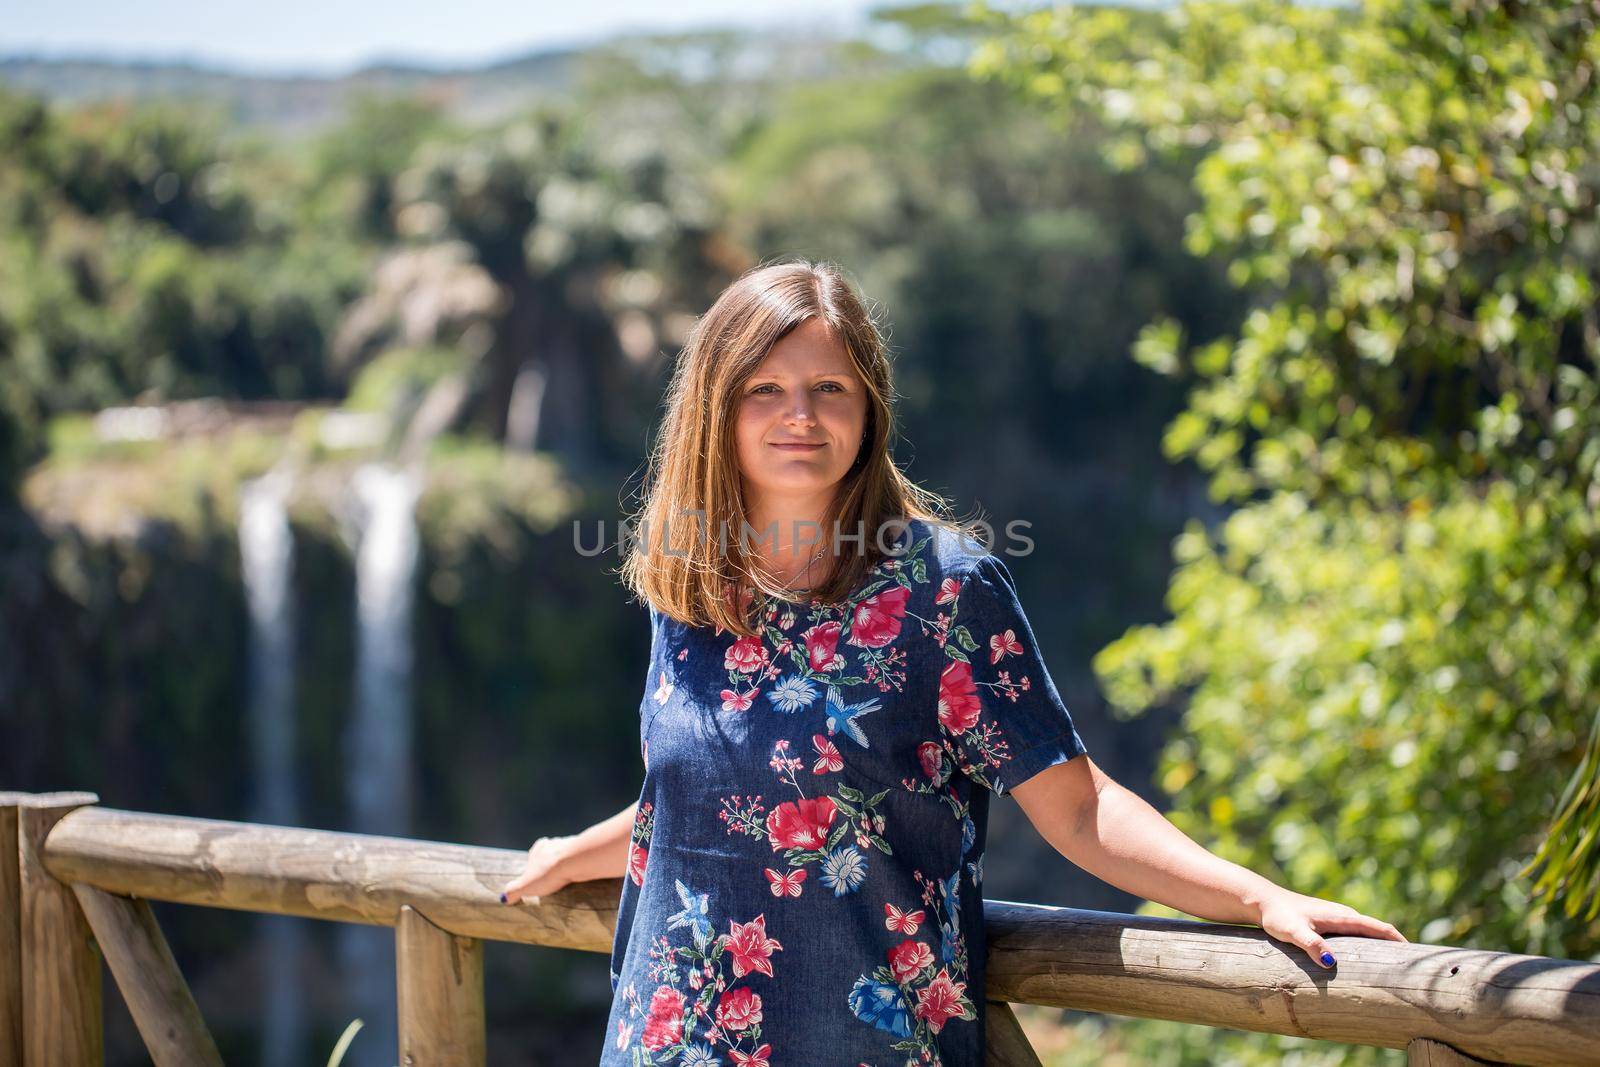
1256 889 1408 969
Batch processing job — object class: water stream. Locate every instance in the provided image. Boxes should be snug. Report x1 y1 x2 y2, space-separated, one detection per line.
238 467 307 1067
335 462 423 1067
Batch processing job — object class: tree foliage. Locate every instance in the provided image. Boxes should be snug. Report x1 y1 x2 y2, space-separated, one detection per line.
973 0 1600 1059
0 90 368 497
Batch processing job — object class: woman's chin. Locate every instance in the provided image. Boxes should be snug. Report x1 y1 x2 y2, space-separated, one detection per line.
747 469 846 495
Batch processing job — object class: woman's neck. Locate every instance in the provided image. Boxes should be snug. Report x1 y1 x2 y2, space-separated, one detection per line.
741 496 838 591
743 494 835 557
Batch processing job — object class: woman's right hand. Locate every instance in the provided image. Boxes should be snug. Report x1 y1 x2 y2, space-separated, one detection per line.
501 835 577 905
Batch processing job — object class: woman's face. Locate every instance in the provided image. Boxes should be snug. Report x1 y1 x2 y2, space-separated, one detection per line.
733 318 869 521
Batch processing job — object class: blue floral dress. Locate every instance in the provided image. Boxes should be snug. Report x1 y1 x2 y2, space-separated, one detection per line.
602 516 1089 1067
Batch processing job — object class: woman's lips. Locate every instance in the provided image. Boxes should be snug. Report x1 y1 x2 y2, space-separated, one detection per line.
771 442 824 451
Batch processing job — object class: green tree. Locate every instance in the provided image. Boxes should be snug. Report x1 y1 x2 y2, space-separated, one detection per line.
972 0 1599 1061
305 93 452 242
0 88 368 496
327 93 728 467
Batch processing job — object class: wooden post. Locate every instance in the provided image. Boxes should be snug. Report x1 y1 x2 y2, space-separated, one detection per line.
395 904 486 1067
1 793 30 1066
17 791 102 1067
72 884 223 1066
984 1000 1044 1067
1407 1037 1500 1065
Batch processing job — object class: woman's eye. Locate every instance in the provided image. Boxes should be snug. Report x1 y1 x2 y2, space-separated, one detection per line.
751 382 845 394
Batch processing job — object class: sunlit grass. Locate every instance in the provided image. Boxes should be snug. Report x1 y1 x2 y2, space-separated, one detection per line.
325 1017 364 1067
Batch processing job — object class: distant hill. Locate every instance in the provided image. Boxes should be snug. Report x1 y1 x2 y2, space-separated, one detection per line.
0 22 902 135
3 15 960 135
0 48 587 134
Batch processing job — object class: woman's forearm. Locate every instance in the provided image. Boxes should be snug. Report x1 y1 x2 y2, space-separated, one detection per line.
1064 779 1284 925
553 800 639 883
1015 758 1407 967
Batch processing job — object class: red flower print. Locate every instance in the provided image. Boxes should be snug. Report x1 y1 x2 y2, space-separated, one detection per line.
847 585 910 648
913 968 969 1033
641 984 685 1050
937 661 982 734
812 733 843 774
715 987 763 1031
916 741 943 780
802 620 843 672
764 867 806 897
989 628 1023 664
627 843 648 887
725 635 767 675
730 1043 772 1067
884 902 925 934
888 938 935 982
722 914 784 978
935 577 962 605
721 688 756 713
765 795 838 851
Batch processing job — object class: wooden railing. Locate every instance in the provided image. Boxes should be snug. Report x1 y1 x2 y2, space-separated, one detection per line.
5 791 1598 1066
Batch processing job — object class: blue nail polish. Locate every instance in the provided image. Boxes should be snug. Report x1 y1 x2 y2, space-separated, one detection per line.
500 892 508 904
1320 951 1335 966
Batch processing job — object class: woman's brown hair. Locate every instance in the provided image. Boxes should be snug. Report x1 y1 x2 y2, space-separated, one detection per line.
618 257 967 635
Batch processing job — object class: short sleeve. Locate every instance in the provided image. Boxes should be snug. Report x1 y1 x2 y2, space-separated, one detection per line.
640 603 668 743
936 553 1088 796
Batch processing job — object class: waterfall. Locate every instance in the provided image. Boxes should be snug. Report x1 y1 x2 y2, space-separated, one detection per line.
336 462 423 1067
239 467 307 1067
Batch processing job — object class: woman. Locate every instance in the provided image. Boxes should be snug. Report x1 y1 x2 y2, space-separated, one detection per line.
501 259 1406 1066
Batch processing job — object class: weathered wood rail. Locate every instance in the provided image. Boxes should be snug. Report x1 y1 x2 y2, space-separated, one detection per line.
5 791 1598 1066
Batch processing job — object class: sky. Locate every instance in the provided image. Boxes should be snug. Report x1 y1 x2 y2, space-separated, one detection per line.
1 0 892 75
